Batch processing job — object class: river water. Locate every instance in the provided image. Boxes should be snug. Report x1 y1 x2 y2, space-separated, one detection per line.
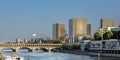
1 51 120 60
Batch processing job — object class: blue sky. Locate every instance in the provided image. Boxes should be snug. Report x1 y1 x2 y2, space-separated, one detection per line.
0 0 120 42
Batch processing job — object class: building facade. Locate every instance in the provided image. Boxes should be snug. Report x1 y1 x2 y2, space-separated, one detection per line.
88 39 120 54
69 18 87 37
53 23 65 40
100 19 116 28
87 24 91 36
68 18 88 43
81 39 120 54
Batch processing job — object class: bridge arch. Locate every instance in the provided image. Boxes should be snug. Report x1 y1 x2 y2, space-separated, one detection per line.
34 47 48 52
50 47 63 52
17 47 33 52
0 47 16 52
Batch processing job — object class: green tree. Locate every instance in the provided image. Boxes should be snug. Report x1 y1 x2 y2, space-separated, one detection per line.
82 36 94 40
62 43 72 50
118 31 120 40
72 43 80 50
103 31 113 40
94 32 101 40
53 40 63 44
62 43 80 50
114 31 120 40
112 31 118 39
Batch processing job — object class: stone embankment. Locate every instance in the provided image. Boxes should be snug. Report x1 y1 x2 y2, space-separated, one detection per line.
62 50 120 58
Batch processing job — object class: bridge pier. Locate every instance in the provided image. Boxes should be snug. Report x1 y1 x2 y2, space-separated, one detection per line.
14 48 19 52
45 48 51 52
31 48 35 52
48 49 51 52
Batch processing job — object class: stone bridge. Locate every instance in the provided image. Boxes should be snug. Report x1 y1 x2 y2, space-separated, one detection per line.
0 43 63 52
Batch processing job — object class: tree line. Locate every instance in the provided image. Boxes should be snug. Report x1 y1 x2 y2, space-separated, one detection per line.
94 30 120 40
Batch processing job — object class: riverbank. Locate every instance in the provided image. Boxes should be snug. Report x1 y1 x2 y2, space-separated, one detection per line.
62 50 120 58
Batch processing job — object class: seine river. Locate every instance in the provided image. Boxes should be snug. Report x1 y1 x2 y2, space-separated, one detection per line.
1 50 120 60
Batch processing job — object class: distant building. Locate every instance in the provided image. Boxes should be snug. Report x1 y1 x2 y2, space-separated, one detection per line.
67 36 79 43
52 23 65 40
87 24 91 36
97 28 106 33
100 19 116 28
69 18 87 37
98 27 119 33
108 27 119 31
16 38 21 43
34 38 42 43
98 19 116 33
68 18 88 43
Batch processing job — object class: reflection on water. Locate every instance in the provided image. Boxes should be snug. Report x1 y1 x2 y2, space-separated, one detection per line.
1 49 120 60
2 52 120 60
2 52 95 60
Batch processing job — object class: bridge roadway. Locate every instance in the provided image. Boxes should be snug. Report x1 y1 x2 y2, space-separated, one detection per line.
0 43 63 52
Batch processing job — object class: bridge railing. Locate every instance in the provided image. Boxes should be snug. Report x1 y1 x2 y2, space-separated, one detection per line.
0 43 63 47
